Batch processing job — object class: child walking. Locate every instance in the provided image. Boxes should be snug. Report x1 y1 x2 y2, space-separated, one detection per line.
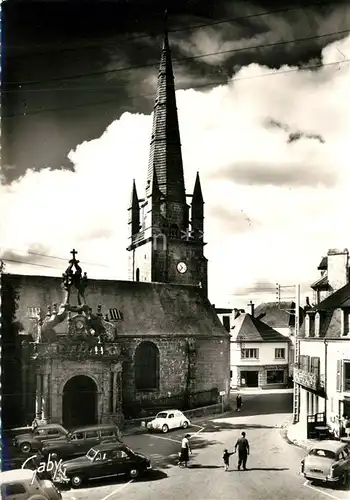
223 449 235 471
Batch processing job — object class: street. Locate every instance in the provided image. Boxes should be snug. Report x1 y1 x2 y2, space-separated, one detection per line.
56 393 349 500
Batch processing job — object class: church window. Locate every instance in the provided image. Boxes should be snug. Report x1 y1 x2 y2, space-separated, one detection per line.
109 308 123 321
169 223 179 239
134 341 159 391
135 268 140 282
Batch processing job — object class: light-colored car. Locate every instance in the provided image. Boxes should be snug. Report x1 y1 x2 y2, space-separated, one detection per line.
147 410 190 433
301 440 350 485
0 469 62 500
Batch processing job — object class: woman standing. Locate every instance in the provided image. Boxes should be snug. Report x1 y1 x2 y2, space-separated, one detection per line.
178 434 192 467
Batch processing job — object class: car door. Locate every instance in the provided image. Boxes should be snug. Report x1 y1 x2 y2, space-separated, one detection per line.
174 412 183 428
83 430 100 453
87 451 107 480
341 447 350 471
167 413 175 430
69 431 85 456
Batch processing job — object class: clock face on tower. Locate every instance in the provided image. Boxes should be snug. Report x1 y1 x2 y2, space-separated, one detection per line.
177 261 187 274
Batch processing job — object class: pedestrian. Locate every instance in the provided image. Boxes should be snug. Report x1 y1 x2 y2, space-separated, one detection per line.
236 394 242 412
223 449 235 471
344 415 350 439
178 433 192 467
234 431 250 471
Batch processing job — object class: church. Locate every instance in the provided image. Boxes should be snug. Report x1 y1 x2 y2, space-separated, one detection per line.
1 28 230 429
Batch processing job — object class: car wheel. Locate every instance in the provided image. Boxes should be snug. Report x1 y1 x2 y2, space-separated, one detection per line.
71 474 84 488
162 424 169 433
129 469 139 479
20 442 31 453
182 421 189 429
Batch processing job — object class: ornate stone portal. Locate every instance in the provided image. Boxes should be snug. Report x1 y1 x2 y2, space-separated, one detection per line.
29 250 123 427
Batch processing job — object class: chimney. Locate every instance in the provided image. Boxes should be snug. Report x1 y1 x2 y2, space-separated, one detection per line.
247 300 254 317
327 248 349 292
222 315 230 332
233 308 240 319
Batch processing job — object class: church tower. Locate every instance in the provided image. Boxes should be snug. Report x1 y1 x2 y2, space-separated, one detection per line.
127 20 208 296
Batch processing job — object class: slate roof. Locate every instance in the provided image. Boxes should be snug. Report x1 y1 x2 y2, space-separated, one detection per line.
317 282 350 310
231 313 290 343
2 274 229 338
254 301 305 328
311 275 330 290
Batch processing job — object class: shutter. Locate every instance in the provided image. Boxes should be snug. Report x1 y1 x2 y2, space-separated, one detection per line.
336 360 343 392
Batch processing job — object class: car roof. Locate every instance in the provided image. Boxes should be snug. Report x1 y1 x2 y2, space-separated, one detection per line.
93 442 127 452
0 469 34 482
72 424 118 432
157 410 181 413
309 440 348 453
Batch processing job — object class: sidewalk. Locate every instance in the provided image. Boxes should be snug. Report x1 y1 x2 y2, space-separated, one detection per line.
285 420 316 450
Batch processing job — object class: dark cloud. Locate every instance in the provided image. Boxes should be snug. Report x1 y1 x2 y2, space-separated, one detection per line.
3 0 349 180
210 160 338 187
209 205 260 233
0 244 52 265
265 118 326 144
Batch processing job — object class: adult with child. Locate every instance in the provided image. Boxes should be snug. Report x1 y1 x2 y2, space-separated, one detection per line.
234 431 250 470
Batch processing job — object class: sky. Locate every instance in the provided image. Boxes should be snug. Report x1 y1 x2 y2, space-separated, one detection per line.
1 0 350 310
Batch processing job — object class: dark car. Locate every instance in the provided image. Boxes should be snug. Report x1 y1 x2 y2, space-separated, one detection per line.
13 424 69 453
41 424 122 461
59 442 152 488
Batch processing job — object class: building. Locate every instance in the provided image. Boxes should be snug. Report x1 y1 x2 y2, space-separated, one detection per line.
230 303 291 389
254 301 305 377
0 28 230 429
295 248 350 438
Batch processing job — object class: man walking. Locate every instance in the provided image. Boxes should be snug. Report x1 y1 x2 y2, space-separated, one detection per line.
234 431 250 470
236 394 242 412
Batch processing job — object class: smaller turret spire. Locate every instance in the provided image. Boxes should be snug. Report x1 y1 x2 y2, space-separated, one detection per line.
128 180 140 236
192 172 204 204
191 172 204 240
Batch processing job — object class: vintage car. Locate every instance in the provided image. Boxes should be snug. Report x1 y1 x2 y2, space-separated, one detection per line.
147 410 190 433
301 440 350 485
0 468 62 500
59 442 152 488
41 424 122 460
13 424 69 453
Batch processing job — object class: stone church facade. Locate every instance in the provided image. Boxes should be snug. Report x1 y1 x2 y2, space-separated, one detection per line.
1 28 230 429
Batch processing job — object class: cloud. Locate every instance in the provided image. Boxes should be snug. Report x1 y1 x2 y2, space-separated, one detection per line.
1 34 350 311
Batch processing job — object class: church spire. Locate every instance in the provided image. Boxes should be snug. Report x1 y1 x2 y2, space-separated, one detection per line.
128 179 140 235
146 11 186 204
191 172 204 238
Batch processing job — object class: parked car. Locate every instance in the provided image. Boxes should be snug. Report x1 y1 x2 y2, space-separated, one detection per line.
0 468 62 500
301 440 350 485
147 410 190 433
59 442 152 488
41 424 122 460
13 424 69 453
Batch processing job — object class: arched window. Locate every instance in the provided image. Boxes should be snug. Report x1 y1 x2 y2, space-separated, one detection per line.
134 341 159 391
169 223 179 239
135 268 140 282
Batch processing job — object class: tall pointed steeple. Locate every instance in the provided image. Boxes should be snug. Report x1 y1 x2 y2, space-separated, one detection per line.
146 11 186 205
191 172 204 238
128 179 140 235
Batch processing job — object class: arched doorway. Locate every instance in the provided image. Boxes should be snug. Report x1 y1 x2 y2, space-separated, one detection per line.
62 375 98 428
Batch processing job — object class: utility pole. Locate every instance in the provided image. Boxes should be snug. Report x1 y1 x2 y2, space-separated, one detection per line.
293 284 301 423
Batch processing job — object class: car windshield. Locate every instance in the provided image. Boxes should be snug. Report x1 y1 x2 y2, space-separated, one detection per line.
86 448 98 461
309 449 336 460
156 412 168 419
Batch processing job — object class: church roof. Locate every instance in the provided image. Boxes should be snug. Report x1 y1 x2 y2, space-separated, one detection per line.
3 274 229 338
231 313 290 343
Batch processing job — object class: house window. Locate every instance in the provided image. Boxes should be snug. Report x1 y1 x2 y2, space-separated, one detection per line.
27 306 41 318
109 308 123 321
135 341 159 391
344 361 350 392
267 370 284 384
241 348 259 359
275 348 285 359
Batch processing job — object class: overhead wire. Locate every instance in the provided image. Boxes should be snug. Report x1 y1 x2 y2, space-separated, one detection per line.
0 246 108 267
4 0 335 56
5 28 349 87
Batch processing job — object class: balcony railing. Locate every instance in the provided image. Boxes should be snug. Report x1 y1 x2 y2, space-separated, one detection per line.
293 367 325 391
30 341 121 360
